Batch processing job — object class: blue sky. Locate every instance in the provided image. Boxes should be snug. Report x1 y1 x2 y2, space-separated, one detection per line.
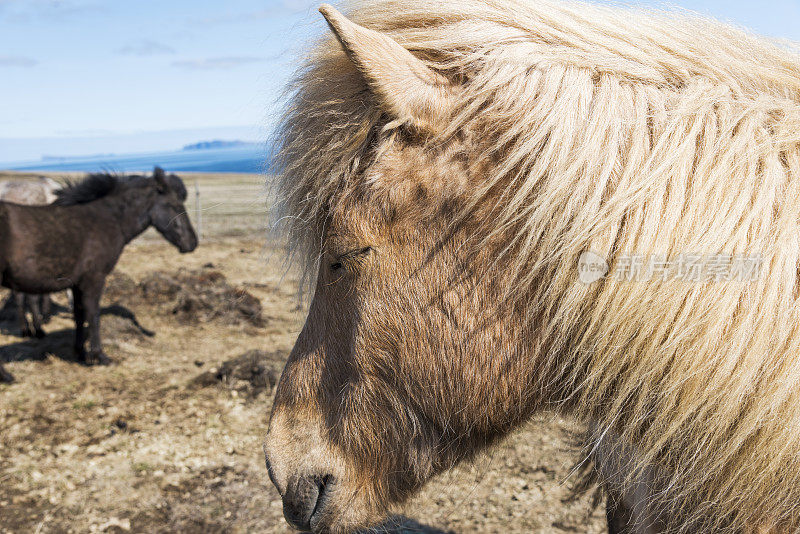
1 0 799 163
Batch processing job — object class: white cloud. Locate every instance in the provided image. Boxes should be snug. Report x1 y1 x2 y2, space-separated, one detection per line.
171 56 266 70
0 55 37 67
281 0 320 13
190 0 320 26
116 40 175 56
0 0 101 22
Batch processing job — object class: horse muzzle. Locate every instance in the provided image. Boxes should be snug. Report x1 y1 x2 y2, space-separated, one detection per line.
264 411 356 533
179 235 198 253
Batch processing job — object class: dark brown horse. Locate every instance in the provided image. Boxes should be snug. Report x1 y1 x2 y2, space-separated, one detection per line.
0 167 197 383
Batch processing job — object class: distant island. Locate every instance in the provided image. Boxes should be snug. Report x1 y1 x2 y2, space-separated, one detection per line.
182 140 255 151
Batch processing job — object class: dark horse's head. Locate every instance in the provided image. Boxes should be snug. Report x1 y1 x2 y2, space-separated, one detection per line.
149 167 198 253
55 167 198 253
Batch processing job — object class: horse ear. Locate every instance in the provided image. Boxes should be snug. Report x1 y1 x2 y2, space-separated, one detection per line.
318 4 453 133
153 166 167 192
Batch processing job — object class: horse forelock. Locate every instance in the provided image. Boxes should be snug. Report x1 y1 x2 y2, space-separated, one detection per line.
274 0 800 531
166 174 188 201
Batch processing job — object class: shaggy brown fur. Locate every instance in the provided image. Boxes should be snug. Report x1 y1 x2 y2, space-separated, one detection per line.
265 1 800 532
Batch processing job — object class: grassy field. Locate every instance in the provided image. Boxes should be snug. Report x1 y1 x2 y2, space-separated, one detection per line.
168 172 268 239
0 172 606 533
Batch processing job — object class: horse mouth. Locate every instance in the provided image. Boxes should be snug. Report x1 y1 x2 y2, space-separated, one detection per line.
179 240 198 253
282 473 335 532
309 474 334 531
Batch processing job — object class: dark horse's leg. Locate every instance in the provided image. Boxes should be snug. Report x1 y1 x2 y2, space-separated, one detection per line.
0 363 13 383
593 424 665 534
14 291 33 337
27 294 45 338
40 293 52 322
607 494 635 534
604 486 664 533
77 279 110 366
72 286 87 361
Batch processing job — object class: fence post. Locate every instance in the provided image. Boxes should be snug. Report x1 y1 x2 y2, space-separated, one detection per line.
194 180 202 240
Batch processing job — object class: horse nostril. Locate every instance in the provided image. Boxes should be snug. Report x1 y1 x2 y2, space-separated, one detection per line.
282 473 334 531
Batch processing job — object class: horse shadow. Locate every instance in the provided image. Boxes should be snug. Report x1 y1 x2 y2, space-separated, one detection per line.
365 516 453 534
0 292 69 334
0 300 154 364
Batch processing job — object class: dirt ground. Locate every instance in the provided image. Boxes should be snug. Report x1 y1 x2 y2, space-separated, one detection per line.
0 172 607 533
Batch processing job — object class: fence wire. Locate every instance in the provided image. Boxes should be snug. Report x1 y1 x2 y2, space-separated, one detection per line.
139 175 269 242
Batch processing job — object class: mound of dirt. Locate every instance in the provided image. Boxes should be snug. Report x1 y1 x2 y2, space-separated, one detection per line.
190 349 281 398
104 272 138 301
105 268 264 327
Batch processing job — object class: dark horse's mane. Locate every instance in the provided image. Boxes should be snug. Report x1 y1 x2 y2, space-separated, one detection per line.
54 173 131 206
53 170 187 206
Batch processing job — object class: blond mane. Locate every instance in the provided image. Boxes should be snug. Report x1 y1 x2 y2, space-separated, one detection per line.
275 0 800 530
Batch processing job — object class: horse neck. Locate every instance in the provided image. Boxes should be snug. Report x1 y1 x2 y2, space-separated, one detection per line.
105 186 157 243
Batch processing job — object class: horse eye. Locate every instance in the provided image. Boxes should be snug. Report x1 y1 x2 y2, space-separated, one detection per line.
329 246 371 273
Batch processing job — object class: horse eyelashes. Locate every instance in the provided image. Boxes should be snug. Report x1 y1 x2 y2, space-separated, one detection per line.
330 247 372 273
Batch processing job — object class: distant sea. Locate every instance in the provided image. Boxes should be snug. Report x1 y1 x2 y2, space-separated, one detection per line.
2 143 270 174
